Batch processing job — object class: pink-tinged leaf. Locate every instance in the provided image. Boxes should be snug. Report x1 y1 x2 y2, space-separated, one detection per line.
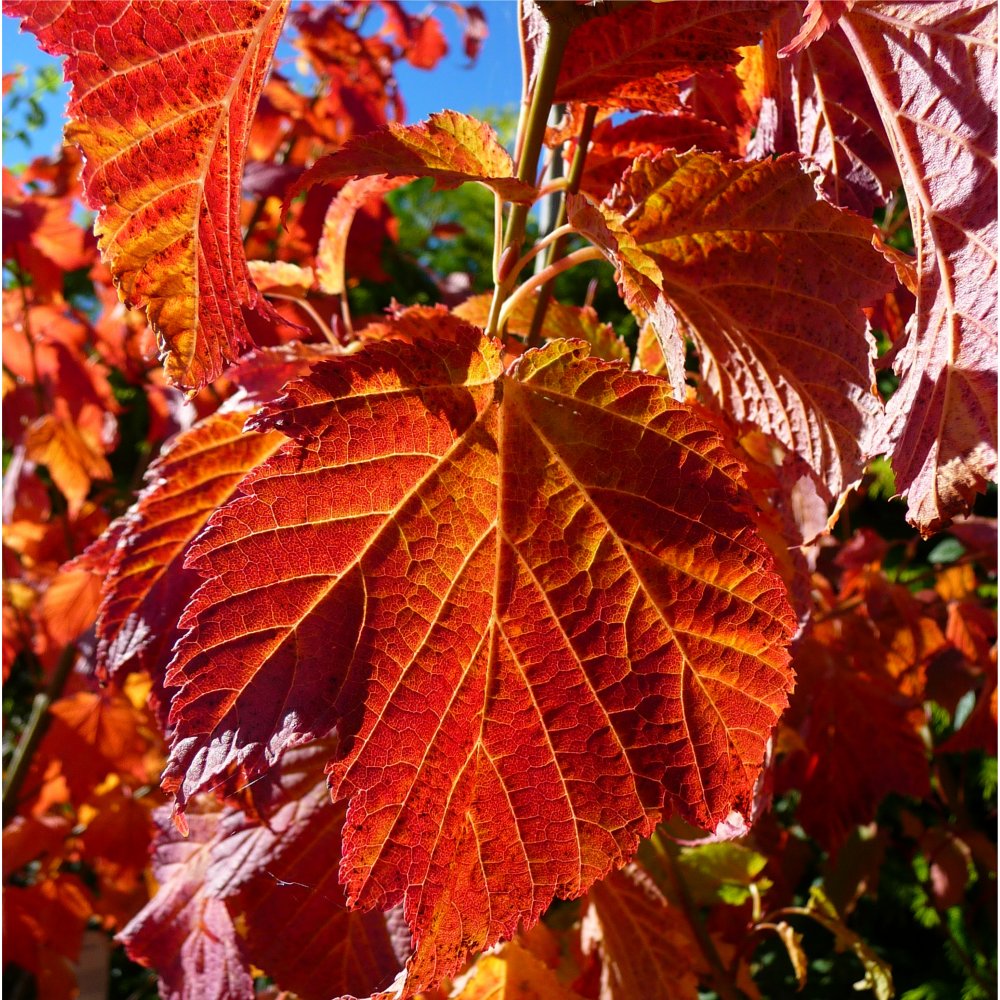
581 864 701 1000
553 2 779 114
119 805 254 1000
123 742 404 1000
163 322 795 996
841 3 998 534
218 743 406 1000
316 176 412 296
753 8 899 214
569 151 896 506
292 111 537 205
96 346 331 688
9 0 288 393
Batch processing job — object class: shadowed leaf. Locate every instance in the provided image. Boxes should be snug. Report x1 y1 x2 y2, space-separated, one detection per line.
569 151 895 506
842 2 998 533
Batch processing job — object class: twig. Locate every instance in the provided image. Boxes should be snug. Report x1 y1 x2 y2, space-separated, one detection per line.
3 644 78 826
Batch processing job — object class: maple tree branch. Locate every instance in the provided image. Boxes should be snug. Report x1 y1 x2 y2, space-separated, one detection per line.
526 103 598 348
508 222 576 280
497 246 603 332
2 643 77 826
485 8 572 339
265 293 339 347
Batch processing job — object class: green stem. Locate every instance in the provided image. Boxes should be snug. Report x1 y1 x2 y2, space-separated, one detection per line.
526 104 598 348
3 644 77 826
485 11 573 339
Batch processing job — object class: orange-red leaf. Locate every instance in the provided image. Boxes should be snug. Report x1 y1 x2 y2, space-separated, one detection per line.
96 345 330 690
163 322 795 994
316 175 412 296
841 2 998 533
569 151 895 505
10 0 289 392
292 111 537 205
553 2 778 114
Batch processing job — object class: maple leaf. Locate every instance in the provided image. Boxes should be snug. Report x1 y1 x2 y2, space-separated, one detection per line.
579 115 737 200
162 321 795 994
780 0 854 57
316 176 413 297
551 1 779 114
291 111 538 205
569 150 896 505
777 616 930 852
119 805 254 1000
10 0 289 393
24 414 112 517
581 864 701 1000
840 2 998 533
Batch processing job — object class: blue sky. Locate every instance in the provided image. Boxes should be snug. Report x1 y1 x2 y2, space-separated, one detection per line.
2 1 522 162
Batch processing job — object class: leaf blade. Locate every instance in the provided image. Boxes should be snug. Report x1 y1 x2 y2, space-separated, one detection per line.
163 321 795 995
842 1 998 533
10 0 289 392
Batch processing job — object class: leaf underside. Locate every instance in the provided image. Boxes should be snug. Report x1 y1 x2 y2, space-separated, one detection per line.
843 1 998 533
569 150 896 505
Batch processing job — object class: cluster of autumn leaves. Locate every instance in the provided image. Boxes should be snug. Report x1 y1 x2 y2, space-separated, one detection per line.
3 2 997 1000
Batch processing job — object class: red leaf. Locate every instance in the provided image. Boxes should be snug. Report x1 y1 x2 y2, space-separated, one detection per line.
95 345 331 690
10 0 289 393
553 2 778 114
777 605 931 852
292 111 538 205
842 2 998 533
163 323 795 994
569 151 896 505
753 9 899 214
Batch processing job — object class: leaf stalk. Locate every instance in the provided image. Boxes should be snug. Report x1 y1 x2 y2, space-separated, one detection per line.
2 643 77 826
485 9 573 340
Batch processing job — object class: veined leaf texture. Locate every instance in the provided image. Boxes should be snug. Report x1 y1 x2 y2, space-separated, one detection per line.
5 0 996 997
10 0 289 393
163 324 795 992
